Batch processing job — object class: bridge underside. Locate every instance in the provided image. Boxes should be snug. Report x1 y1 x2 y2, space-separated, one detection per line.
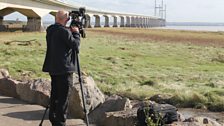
0 0 166 32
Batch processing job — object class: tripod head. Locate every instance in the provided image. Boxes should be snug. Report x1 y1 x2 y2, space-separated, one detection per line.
69 7 87 38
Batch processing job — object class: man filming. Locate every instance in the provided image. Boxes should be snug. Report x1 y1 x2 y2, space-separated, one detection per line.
42 10 80 126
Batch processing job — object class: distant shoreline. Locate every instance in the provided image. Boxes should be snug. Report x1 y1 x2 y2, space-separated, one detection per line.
156 26 224 32
166 22 224 26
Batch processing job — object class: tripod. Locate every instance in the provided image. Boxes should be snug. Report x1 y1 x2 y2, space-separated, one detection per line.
39 52 90 126
39 104 49 126
76 52 90 126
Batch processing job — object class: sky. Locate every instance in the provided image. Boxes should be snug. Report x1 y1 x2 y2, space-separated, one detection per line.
4 0 224 23
71 0 224 23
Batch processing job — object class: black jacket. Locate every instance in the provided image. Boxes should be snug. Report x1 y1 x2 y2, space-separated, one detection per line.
42 23 80 75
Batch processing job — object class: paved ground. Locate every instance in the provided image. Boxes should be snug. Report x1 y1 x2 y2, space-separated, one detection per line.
0 94 89 126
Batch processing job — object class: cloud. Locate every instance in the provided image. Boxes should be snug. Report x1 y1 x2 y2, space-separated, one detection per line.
70 0 155 16
166 0 224 22
70 0 224 22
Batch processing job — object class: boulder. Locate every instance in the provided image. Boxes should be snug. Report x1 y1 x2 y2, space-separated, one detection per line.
103 109 138 126
68 76 105 119
169 116 223 126
150 94 173 104
16 79 51 107
0 69 10 79
88 95 132 125
0 69 19 97
15 75 105 118
184 116 222 126
0 78 20 98
0 69 105 119
177 111 185 122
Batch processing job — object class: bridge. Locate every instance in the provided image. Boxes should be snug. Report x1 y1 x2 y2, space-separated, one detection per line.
0 0 166 31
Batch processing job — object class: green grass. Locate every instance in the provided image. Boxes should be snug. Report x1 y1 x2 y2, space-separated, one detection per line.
0 32 47 79
0 29 223 111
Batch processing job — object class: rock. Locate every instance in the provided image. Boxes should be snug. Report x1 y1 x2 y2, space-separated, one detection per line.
16 79 51 107
88 95 132 125
107 94 130 106
150 94 173 104
16 75 105 116
0 69 10 79
177 111 185 122
169 116 223 126
0 70 19 97
103 109 138 126
167 122 198 126
103 95 132 111
184 117 223 126
68 76 105 119
0 70 105 119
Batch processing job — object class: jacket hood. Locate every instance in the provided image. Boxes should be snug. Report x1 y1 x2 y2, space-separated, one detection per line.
47 23 62 34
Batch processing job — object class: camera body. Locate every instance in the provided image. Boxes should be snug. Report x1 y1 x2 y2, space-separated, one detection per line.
69 7 87 38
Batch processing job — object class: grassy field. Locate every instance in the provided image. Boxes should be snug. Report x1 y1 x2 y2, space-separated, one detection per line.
0 28 223 111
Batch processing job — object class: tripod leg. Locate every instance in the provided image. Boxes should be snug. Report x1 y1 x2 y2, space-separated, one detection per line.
39 105 49 126
76 53 90 126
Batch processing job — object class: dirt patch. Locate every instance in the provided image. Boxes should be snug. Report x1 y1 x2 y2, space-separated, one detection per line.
4 39 41 46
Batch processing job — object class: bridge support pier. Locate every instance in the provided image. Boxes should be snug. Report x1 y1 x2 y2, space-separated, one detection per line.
94 15 101 27
149 18 152 27
113 16 118 27
0 16 3 25
131 17 136 27
120 17 125 27
146 18 150 27
154 19 157 27
143 18 146 28
148 18 151 27
146 18 149 27
162 19 166 26
135 17 139 27
126 17 131 27
149 18 151 27
141 18 144 28
85 15 91 28
135 17 138 27
138 18 142 28
0 16 7 31
104 16 109 27
145 18 148 28
138 18 143 28
25 17 43 31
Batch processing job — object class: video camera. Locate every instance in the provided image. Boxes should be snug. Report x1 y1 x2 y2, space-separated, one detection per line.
69 7 87 38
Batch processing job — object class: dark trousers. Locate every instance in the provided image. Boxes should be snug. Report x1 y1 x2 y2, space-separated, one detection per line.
49 73 73 126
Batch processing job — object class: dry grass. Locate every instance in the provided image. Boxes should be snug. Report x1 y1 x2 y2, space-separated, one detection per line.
88 28 224 47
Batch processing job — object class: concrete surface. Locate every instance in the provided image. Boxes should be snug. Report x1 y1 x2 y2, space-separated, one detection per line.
0 94 89 126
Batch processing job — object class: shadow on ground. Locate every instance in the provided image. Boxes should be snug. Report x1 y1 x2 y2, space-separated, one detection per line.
3 109 47 121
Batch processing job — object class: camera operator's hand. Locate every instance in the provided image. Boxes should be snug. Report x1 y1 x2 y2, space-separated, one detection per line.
70 26 79 33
